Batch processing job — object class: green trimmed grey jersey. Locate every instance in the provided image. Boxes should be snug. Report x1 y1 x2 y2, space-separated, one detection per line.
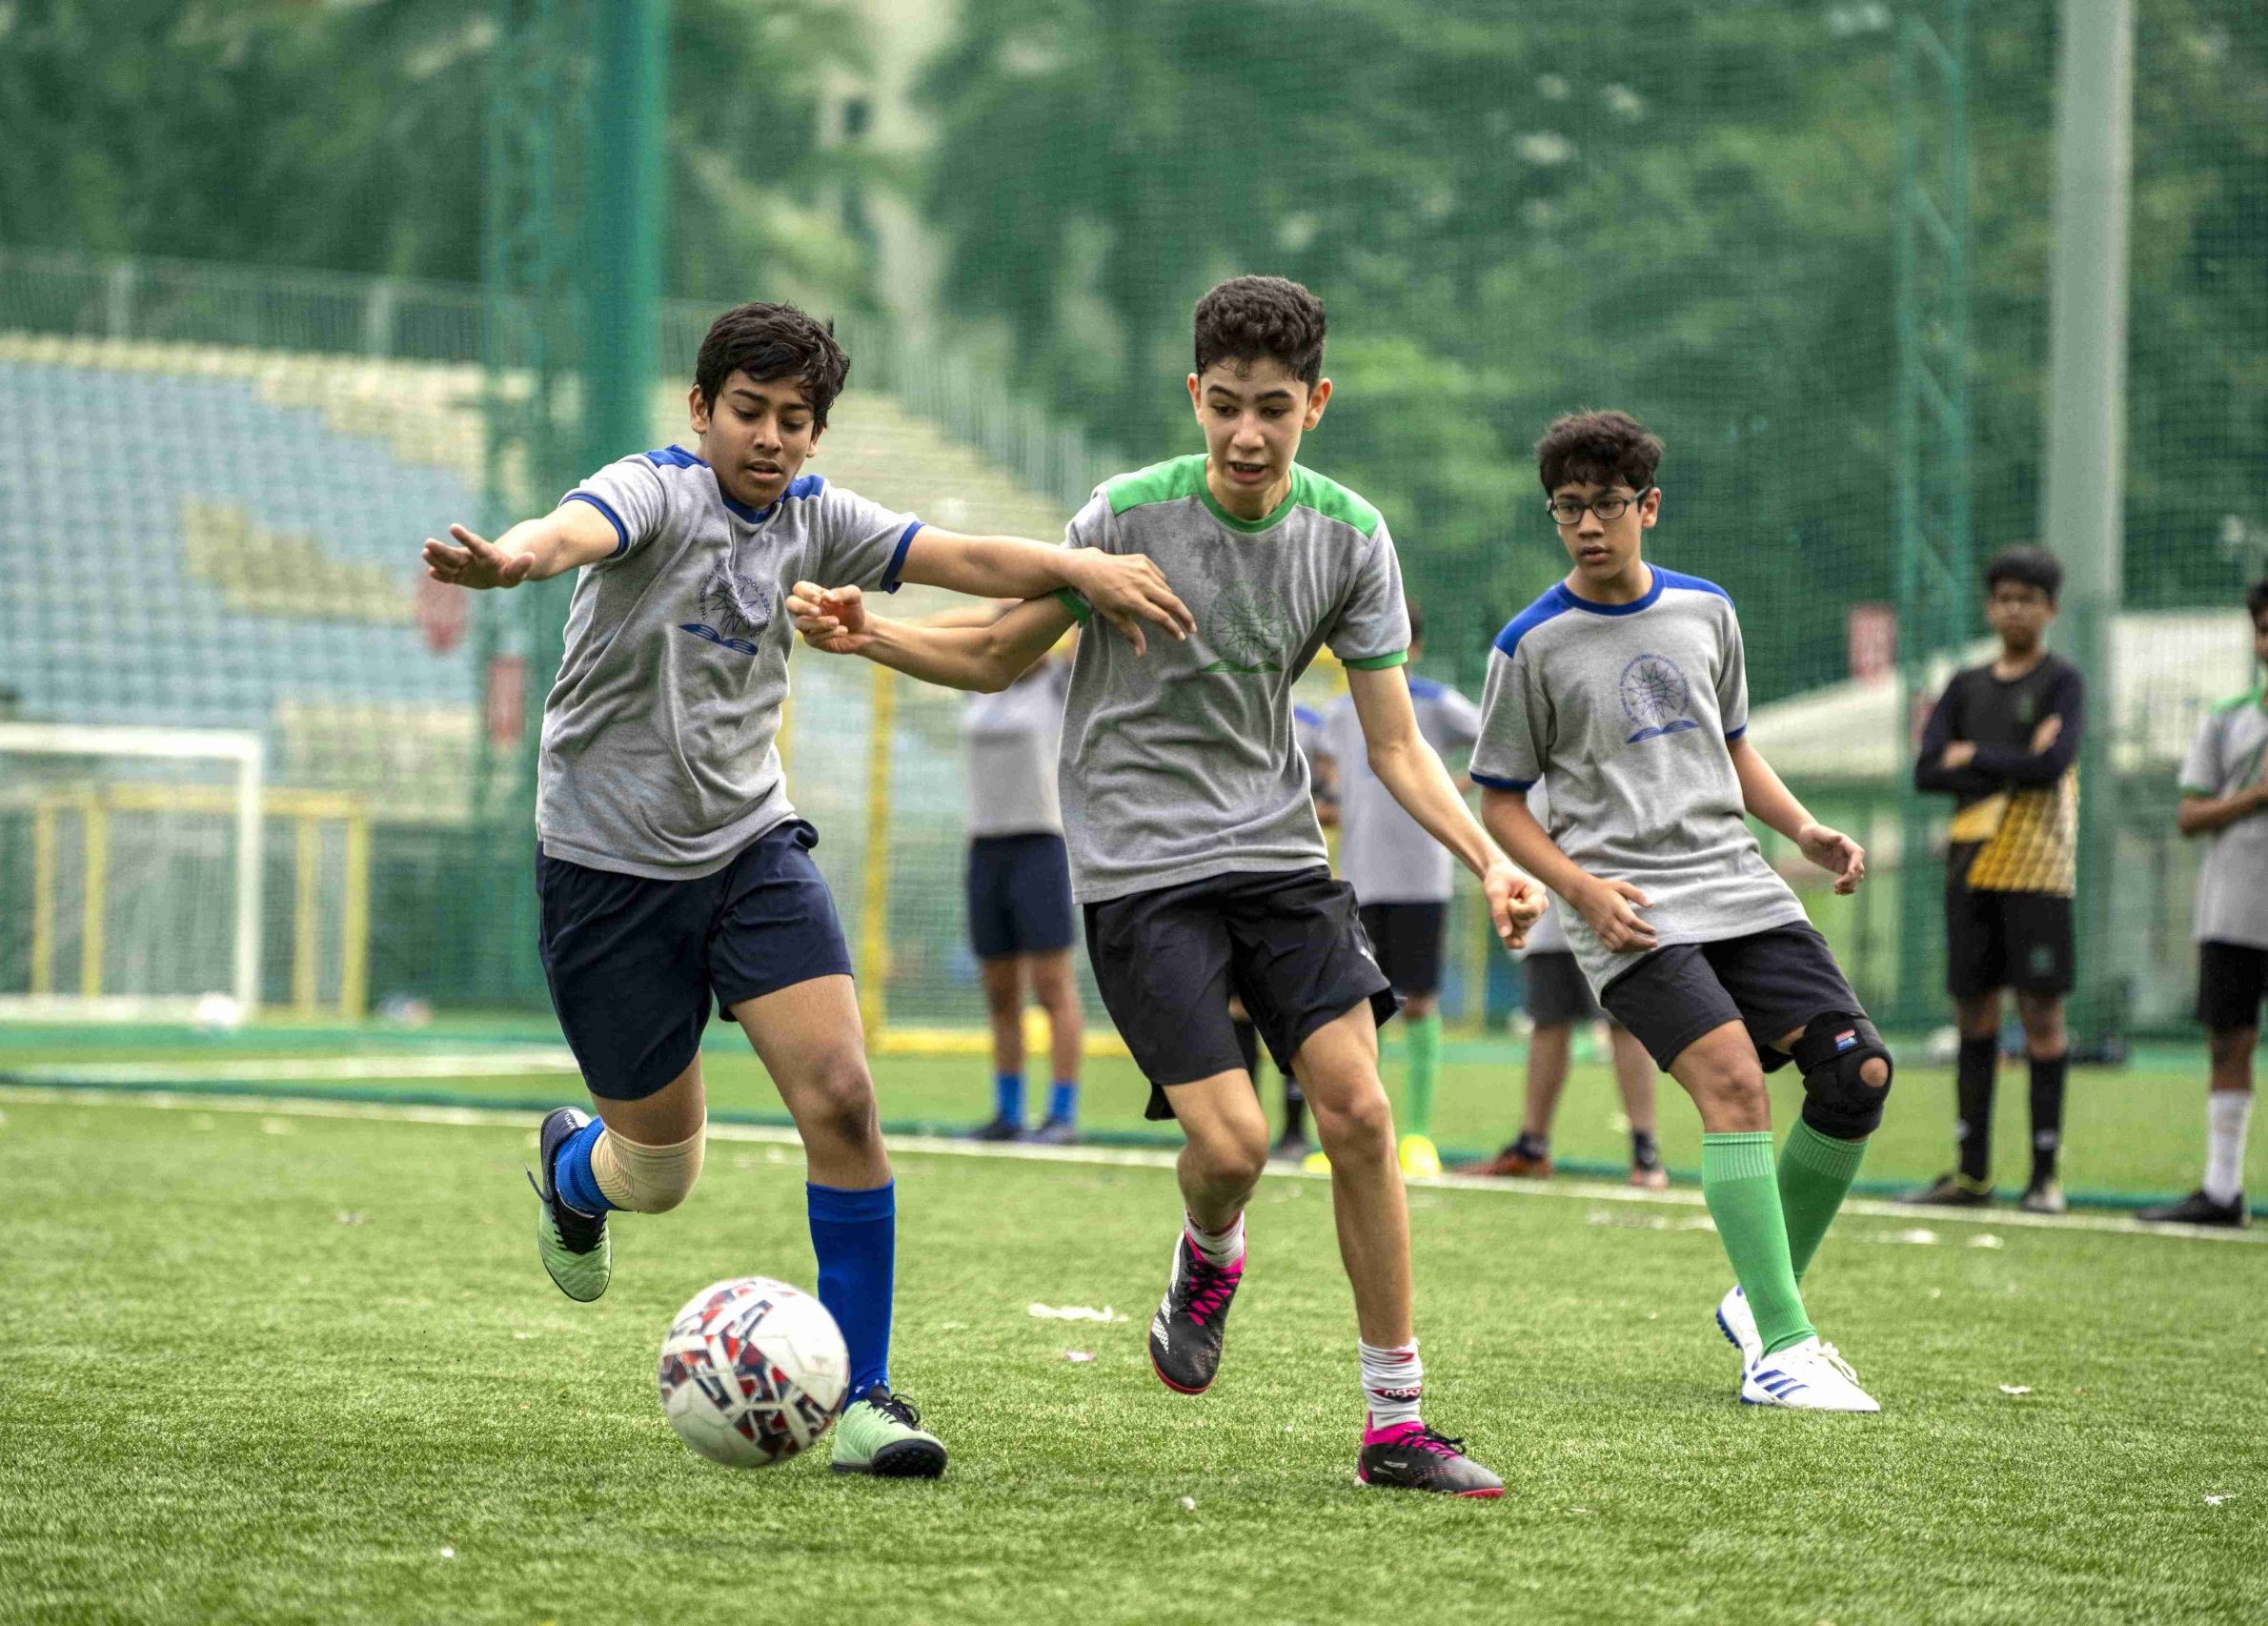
1320 678 1482 904
2177 687 2268 949
963 661 1070 838
1469 567 1806 993
1055 455 1410 904
539 448 921 879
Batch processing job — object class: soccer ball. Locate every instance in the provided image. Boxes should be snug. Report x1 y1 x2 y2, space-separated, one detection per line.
658 1277 849 1468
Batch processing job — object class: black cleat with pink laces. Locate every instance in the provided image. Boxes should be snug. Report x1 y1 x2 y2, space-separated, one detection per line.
1355 1421 1505 1497
1147 1233 1244 1394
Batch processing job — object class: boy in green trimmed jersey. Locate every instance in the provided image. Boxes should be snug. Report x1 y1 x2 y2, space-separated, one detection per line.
2140 578 2268 1228
789 276 1546 1495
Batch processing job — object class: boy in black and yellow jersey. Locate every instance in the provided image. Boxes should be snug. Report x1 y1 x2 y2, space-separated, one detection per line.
1904 546 2084 1214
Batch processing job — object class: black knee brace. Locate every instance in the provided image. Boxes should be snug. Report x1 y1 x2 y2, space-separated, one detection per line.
1791 1012 1893 1140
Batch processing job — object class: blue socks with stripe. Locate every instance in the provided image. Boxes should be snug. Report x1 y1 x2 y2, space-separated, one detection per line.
808 1181 896 1397
994 1071 1025 1127
553 1117 615 1217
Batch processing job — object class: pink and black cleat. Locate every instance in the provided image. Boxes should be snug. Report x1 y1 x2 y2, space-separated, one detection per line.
1147 1233 1244 1394
1355 1421 1505 1497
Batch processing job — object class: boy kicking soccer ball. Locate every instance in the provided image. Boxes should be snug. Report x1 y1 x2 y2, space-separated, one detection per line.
419 301 1190 1477
1473 410 1892 1413
789 276 1546 1494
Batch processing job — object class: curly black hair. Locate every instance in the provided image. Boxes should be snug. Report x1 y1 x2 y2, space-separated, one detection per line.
695 302 851 425
1984 544 2064 602
1534 410 1665 495
1192 276 1327 387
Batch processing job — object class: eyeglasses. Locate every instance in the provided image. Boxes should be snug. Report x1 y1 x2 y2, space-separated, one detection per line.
1547 488 1652 526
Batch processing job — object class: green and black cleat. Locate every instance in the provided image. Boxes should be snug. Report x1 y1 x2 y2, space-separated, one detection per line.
528 1107 611 1302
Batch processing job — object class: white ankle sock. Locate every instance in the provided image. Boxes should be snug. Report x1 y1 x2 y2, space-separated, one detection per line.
1184 1210 1245 1268
2203 1091 2253 1206
1359 1338 1424 1432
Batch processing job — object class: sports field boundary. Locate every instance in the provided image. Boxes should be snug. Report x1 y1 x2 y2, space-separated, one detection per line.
5 1078 2258 1245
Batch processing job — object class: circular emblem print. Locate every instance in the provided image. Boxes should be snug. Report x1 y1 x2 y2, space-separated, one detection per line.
699 559 775 639
1204 584 1285 674
1618 652 1699 743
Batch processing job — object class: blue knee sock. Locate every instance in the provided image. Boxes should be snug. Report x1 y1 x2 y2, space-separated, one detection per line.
994 1071 1025 1125
808 1181 895 1398
1047 1080 1077 1123
553 1118 615 1216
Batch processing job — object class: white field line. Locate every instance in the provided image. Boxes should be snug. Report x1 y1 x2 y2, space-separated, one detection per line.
7 1050 579 1084
2 1082 2260 1248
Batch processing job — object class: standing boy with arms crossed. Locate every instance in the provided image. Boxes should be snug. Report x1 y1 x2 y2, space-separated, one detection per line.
2140 579 2268 1227
421 302 1189 1476
790 277 1546 1494
1902 546 2084 1214
1473 411 1891 1413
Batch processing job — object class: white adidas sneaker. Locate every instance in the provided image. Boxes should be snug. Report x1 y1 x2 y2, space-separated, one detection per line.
1715 1284 1761 1368
1739 1337 1881 1413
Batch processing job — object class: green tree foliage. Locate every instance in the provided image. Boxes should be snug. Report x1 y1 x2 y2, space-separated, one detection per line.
921 0 2268 694
0 0 878 307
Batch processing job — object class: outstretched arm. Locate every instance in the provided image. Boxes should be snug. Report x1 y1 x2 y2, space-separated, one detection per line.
1347 665 1545 948
896 528 1192 654
1730 734 1865 894
420 503 621 589
787 582 1076 693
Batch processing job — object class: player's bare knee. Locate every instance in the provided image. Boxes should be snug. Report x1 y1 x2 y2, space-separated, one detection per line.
1312 1082 1395 1158
1189 1124 1267 1190
593 1123 706 1213
796 1056 880 1151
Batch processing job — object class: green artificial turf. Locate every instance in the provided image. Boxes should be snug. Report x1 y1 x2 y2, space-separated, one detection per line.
2 1097 2262 1625
3 1019 2259 1204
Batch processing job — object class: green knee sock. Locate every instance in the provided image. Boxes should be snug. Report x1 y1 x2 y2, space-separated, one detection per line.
1778 1119 1868 1281
1700 1131 1812 1354
1404 1013 1442 1137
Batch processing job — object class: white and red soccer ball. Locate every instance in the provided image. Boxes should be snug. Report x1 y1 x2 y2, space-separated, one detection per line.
658 1276 849 1468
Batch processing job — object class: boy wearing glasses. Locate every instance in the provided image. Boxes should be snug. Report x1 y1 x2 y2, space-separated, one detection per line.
1473 410 1893 1413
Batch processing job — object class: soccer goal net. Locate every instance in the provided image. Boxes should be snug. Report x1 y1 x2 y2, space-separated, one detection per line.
0 722 275 1022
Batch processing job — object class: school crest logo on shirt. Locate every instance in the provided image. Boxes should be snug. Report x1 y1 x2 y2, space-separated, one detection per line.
677 559 774 655
1200 584 1286 675
1618 652 1700 743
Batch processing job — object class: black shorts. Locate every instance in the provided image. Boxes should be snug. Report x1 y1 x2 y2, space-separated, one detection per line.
1083 867 1398 1119
1523 949 1602 1026
966 833 1075 959
536 821 854 1102
2197 940 2268 1031
1945 877 2075 998
1358 901 1448 998
1601 922 1863 1072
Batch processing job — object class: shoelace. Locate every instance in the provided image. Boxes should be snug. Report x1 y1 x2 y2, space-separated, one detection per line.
525 1169 603 1250
865 1386 923 1429
1410 1427 1468 1460
1180 1252 1239 1327
1814 1343 1861 1385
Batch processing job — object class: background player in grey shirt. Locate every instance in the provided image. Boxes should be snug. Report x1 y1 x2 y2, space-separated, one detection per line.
1313 604 1479 1176
1474 410 1887 1413
2141 579 2268 1228
789 276 1544 1496
961 652 1083 1144
419 301 1192 1478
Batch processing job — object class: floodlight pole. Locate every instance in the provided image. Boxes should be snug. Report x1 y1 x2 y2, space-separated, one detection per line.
2040 0 2134 1048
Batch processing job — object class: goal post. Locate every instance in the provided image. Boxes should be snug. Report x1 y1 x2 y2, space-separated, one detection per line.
0 722 263 1019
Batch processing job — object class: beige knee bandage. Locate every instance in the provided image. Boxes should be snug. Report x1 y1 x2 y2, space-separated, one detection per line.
591 1123 705 1213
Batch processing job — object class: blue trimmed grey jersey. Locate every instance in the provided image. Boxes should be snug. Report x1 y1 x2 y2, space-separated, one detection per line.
1469 567 1806 993
1516 782 1572 958
2177 687 2268 949
1320 677 1483 904
539 447 921 880
963 661 1070 838
1054 455 1410 904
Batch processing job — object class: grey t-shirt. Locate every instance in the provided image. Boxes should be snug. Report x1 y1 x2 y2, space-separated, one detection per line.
963 661 1069 838
1469 567 1806 993
2178 687 2268 950
1517 781 1573 957
540 448 921 879
1320 677 1483 904
1055 455 1410 904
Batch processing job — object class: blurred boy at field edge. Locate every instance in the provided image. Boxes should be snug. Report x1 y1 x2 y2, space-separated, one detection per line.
2139 579 2268 1228
1901 546 2084 1215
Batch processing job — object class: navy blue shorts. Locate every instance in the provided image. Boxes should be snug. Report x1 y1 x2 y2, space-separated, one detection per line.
536 820 854 1102
966 833 1076 959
